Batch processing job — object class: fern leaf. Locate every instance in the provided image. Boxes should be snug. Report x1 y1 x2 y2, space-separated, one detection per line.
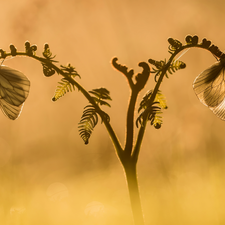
89 87 112 107
148 58 186 81
168 60 186 75
52 78 76 101
154 90 168 109
89 88 112 100
42 63 56 77
136 90 167 129
78 105 99 144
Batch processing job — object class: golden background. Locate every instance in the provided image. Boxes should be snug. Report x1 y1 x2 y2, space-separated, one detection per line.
1 0 225 224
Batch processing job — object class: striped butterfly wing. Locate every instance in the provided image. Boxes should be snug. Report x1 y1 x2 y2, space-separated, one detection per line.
0 66 30 120
0 99 24 120
193 60 225 120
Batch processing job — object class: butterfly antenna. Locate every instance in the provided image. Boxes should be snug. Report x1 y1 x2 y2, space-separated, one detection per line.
0 59 5 66
174 48 190 63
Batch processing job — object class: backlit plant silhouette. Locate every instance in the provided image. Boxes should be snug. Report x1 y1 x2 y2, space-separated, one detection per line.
0 35 224 225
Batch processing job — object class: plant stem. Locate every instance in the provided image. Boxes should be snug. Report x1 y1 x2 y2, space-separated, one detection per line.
124 90 138 155
123 160 145 225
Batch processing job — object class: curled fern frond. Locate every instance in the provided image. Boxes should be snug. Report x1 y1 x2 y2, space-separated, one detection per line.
78 105 99 144
134 62 150 91
136 90 167 129
42 43 57 61
0 49 7 58
52 77 76 101
185 35 225 58
199 38 211 48
42 63 56 77
9 44 17 56
24 41 38 56
185 35 199 45
89 87 112 107
168 38 182 54
41 43 59 77
111 57 134 79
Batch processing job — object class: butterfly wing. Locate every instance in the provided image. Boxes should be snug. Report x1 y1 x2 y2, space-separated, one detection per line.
0 99 24 120
193 60 225 120
193 61 225 108
210 98 225 120
0 66 30 120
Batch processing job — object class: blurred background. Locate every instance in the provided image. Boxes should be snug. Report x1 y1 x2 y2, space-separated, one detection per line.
1 0 225 224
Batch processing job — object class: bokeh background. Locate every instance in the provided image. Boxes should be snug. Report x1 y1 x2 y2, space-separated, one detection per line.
1 0 225 224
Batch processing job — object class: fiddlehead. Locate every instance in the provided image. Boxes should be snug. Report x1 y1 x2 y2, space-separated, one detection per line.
168 38 183 54
134 62 151 92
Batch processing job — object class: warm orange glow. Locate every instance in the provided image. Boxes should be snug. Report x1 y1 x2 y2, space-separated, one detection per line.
1 0 225 224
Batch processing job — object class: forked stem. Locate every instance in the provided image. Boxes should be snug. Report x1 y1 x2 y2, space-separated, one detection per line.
0 36 219 225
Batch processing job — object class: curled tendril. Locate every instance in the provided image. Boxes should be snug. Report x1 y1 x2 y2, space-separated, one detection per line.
42 43 56 61
111 57 134 79
41 43 58 77
42 63 56 77
0 49 7 58
135 62 150 91
185 35 225 59
168 38 182 54
9 44 17 56
200 38 211 48
185 35 199 45
25 41 37 56
25 41 30 52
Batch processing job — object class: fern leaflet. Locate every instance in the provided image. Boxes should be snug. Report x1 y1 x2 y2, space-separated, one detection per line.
52 77 77 101
148 59 186 82
136 90 167 129
89 88 112 107
78 105 98 144
78 88 111 144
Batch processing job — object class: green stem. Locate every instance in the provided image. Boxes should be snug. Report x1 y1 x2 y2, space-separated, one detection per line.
1 42 216 225
123 159 145 225
132 114 148 163
124 90 138 156
65 76 124 159
132 54 177 160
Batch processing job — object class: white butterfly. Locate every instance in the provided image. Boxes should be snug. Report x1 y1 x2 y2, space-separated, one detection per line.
0 65 30 120
193 58 225 120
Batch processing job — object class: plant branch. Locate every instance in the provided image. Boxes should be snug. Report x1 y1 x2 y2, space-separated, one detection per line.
0 51 124 159
124 90 138 156
57 75 125 160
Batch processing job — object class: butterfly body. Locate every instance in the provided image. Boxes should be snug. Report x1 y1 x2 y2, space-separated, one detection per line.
193 58 225 120
0 66 30 120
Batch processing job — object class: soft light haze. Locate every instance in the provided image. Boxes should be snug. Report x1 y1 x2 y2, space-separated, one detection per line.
1 0 225 224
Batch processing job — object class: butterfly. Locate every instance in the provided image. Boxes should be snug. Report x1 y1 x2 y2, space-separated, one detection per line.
0 65 30 120
193 58 225 120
